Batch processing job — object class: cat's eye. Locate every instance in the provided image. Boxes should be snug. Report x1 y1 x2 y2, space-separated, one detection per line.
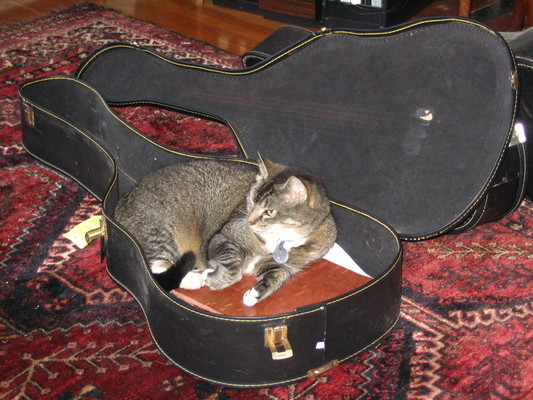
263 209 277 218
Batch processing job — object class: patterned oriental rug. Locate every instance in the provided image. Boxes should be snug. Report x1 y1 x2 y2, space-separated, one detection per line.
1 4 532 399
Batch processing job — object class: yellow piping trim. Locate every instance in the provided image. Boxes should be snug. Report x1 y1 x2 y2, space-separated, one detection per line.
331 200 399 244
152 312 402 388
21 76 255 165
333 17 496 37
108 99 249 158
77 18 498 79
517 61 533 69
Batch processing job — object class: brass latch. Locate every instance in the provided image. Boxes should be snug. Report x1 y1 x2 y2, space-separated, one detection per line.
22 101 35 127
265 326 293 360
85 217 107 244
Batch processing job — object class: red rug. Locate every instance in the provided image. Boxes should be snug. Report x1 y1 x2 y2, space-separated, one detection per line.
1 4 532 399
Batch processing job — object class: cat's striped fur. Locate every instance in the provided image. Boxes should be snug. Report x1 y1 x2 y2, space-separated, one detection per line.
115 158 336 305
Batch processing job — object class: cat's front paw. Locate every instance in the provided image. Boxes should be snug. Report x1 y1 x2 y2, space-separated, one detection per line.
180 270 205 290
243 287 260 306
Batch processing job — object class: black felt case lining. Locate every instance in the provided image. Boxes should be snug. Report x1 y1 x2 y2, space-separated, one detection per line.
77 19 517 240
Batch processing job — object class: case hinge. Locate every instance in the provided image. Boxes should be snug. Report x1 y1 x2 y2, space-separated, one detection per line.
509 122 527 147
265 326 293 360
511 70 518 90
22 101 35 127
307 360 340 378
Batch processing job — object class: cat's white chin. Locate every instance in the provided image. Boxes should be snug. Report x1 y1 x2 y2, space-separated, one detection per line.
243 288 260 306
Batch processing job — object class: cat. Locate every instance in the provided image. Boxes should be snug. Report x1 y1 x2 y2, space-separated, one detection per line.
115 157 337 306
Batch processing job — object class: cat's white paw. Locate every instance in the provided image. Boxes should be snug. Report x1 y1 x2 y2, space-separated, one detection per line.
179 270 205 290
150 260 171 274
243 287 260 307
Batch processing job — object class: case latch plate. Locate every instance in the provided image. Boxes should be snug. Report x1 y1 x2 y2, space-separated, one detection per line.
85 216 107 244
307 360 340 378
265 326 293 360
22 101 35 127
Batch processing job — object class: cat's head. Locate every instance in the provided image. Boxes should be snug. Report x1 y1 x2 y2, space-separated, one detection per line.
247 158 331 241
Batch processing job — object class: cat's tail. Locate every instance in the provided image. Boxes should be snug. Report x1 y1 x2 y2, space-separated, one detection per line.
154 251 197 291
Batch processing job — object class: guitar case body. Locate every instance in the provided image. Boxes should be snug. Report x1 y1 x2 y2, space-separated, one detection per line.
19 17 525 387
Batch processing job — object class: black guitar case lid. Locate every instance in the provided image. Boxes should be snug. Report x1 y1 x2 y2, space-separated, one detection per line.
18 17 519 388
75 17 520 240
242 23 531 207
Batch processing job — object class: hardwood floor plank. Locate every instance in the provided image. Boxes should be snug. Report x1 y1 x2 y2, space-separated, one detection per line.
0 0 511 54
121 0 286 53
0 0 286 54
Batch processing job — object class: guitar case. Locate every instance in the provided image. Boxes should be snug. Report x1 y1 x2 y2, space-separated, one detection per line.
19 17 525 388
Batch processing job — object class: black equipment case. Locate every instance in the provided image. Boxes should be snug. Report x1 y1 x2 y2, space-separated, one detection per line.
18 17 527 387
502 28 533 200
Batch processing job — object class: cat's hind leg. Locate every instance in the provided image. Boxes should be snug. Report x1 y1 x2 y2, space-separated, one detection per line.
180 258 243 290
179 267 214 290
152 251 197 291
150 259 172 274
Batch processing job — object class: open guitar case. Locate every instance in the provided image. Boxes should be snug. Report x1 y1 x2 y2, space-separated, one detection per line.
19 18 528 388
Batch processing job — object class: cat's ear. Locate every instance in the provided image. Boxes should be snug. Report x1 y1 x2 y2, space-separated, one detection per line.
257 154 281 178
281 176 308 205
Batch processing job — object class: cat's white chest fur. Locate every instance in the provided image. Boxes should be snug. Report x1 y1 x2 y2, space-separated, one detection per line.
243 234 306 274
244 255 263 275
259 231 307 253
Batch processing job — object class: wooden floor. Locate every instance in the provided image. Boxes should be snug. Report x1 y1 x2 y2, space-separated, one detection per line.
0 0 503 54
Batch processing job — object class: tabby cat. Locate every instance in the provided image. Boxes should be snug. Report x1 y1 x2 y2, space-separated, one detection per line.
115 157 336 306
